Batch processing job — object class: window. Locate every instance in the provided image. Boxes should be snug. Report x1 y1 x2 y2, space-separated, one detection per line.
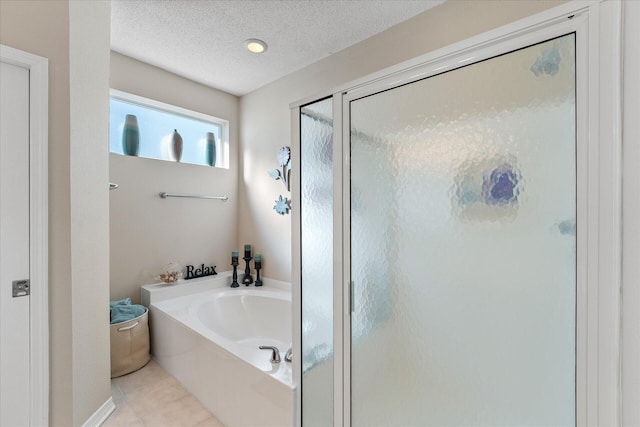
109 89 229 168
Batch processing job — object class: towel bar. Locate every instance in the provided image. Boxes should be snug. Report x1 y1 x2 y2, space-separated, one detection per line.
159 192 229 201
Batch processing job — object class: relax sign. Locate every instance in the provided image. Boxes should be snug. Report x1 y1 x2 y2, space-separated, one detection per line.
185 264 218 280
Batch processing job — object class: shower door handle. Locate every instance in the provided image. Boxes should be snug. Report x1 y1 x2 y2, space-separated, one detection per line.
349 281 354 314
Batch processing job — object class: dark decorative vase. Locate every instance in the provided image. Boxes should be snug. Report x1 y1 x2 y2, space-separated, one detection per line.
205 132 216 167
171 129 183 162
122 114 139 156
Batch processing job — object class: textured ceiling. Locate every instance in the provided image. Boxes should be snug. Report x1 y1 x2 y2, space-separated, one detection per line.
111 0 445 96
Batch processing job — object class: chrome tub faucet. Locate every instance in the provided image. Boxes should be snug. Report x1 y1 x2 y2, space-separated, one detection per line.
259 345 281 363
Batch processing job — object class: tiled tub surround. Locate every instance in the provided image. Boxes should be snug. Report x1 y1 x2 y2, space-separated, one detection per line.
141 272 294 427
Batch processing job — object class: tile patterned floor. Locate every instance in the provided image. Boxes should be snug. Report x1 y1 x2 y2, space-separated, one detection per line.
104 359 226 427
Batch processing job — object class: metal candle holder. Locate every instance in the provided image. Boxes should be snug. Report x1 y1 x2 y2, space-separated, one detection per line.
242 256 254 285
254 257 263 287
231 258 239 288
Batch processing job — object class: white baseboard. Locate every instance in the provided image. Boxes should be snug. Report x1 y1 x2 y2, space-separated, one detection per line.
81 397 116 427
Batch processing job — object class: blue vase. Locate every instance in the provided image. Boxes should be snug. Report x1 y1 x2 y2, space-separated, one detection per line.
206 132 216 167
122 114 139 156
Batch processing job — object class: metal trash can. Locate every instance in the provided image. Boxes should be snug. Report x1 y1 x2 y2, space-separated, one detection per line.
110 307 150 378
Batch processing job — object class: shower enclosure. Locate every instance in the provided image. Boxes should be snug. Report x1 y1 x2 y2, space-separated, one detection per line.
294 3 622 426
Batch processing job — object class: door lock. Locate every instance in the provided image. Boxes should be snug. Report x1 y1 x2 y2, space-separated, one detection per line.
12 279 29 297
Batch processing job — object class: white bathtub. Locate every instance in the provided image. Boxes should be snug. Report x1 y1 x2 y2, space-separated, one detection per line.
141 272 294 427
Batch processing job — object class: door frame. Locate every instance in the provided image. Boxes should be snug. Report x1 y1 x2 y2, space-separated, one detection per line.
621 2 640 426
0 44 49 427
292 1 623 426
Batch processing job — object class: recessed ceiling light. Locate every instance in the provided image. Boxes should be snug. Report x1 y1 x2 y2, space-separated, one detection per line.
245 39 268 54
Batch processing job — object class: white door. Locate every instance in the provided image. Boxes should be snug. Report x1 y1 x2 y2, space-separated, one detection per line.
0 60 31 426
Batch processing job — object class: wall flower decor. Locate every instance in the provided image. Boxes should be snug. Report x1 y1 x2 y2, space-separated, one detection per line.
268 146 291 191
273 195 291 215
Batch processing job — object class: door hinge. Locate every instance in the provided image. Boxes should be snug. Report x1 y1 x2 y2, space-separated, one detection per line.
12 279 30 297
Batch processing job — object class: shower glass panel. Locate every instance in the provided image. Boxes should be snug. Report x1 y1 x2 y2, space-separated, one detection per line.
350 34 576 426
300 98 334 426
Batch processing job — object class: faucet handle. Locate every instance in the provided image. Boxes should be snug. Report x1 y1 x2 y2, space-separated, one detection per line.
259 345 281 363
285 348 293 363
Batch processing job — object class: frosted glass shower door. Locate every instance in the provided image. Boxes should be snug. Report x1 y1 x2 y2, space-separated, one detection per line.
349 34 576 426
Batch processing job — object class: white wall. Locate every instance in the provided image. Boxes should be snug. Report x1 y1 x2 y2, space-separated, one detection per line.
239 0 568 282
69 1 112 423
0 1 112 425
109 52 239 303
